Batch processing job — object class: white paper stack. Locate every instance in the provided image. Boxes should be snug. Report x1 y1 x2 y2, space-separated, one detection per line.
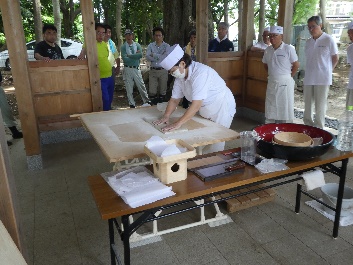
146 136 186 157
106 167 175 208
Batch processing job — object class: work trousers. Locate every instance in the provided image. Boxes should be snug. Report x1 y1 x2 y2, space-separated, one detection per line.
0 86 17 127
101 76 115 111
149 69 168 97
122 67 149 106
303 85 329 129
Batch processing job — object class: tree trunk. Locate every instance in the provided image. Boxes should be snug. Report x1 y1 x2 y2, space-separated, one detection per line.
238 0 243 49
258 0 265 42
163 0 194 47
208 1 214 41
224 0 228 25
33 0 43 43
319 0 329 33
116 0 123 50
61 0 81 38
52 0 61 46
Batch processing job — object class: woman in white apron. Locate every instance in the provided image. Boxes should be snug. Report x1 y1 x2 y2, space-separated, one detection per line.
154 44 236 153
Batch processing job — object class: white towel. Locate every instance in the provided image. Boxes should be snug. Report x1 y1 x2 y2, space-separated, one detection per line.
107 168 175 208
301 170 325 191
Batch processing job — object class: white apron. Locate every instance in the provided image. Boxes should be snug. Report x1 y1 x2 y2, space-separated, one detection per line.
199 88 236 128
265 74 295 121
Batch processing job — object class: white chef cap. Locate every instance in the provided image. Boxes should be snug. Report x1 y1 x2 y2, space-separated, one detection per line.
270 25 283 34
159 44 184 70
263 27 270 32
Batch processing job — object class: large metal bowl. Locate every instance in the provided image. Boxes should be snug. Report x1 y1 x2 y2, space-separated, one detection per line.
253 123 334 160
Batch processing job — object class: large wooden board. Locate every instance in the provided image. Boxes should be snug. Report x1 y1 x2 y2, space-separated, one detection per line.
79 106 239 163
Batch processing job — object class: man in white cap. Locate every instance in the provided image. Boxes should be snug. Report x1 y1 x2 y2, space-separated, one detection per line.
346 21 353 109
251 27 271 51
154 44 236 153
262 25 299 124
121 29 151 108
303 15 339 128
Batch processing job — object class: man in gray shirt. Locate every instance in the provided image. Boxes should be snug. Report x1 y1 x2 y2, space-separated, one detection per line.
146 27 170 104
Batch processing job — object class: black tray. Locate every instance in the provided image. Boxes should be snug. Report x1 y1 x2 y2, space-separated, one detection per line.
188 158 245 182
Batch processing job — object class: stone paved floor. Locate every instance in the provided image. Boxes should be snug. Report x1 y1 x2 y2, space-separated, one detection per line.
8 115 353 265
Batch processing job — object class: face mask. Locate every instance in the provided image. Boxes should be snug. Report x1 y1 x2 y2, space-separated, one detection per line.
171 68 185 79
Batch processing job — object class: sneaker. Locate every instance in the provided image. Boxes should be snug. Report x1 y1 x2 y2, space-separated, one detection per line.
150 97 159 105
129 105 136 108
7 141 12 146
12 131 23 139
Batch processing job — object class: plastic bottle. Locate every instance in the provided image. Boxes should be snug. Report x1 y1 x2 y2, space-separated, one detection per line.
335 106 353 151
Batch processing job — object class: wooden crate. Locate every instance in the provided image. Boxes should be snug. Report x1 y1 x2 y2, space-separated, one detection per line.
216 184 276 213
144 139 196 184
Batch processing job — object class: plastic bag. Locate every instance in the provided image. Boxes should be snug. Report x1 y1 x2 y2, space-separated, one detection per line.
255 158 289 174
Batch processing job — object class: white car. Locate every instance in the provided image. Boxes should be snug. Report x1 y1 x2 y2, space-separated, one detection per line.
0 38 82 70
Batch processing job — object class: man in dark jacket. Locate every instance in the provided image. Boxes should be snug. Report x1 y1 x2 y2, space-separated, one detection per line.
208 22 234 52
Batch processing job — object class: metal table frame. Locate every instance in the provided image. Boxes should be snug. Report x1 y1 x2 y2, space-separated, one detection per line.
105 158 349 265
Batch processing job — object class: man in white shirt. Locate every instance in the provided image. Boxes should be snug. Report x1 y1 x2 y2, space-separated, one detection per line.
303 16 339 129
346 21 353 109
251 27 271 51
262 26 299 123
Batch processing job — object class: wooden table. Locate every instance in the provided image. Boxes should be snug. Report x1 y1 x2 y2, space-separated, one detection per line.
79 106 239 163
88 147 353 265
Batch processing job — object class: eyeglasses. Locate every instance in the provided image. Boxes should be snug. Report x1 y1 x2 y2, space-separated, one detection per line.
96 31 106 36
262 34 270 38
307 25 318 30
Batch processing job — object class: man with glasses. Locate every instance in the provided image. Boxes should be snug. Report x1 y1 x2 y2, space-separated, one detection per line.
303 15 339 129
146 27 170 104
208 22 234 52
78 23 114 111
251 27 271 51
262 26 299 124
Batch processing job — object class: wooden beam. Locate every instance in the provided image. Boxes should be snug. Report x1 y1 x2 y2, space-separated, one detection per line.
0 0 41 157
240 0 255 51
196 0 208 64
80 0 102 112
278 0 294 44
240 0 255 109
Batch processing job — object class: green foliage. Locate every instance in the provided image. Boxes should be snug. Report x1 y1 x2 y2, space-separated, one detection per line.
121 0 163 44
293 0 319 25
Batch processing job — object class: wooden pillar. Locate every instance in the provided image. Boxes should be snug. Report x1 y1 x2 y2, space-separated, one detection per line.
80 0 102 112
0 0 41 157
278 0 294 44
240 0 255 107
196 0 208 64
240 0 255 51
0 112 25 256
